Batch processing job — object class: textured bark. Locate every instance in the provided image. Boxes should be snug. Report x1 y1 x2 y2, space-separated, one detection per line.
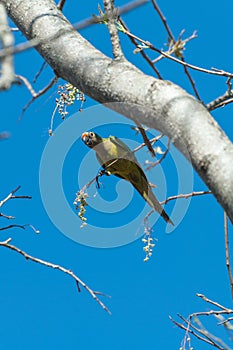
1 0 233 221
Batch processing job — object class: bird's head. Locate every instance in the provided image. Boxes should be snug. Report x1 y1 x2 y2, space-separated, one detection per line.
81 131 102 148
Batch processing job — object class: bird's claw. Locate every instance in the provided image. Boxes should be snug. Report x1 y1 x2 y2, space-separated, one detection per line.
95 169 110 189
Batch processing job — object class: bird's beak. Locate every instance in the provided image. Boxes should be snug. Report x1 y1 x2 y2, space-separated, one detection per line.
82 132 94 146
81 132 89 143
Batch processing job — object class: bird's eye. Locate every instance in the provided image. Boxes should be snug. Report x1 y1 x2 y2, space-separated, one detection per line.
89 132 94 137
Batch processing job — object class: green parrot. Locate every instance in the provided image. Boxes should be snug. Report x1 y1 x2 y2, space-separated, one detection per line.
81 131 174 225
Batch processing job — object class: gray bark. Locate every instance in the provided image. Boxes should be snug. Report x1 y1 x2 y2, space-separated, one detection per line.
1 0 233 222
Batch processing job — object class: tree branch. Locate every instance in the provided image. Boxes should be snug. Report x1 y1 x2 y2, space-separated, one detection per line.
2 0 233 222
0 3 14 90
224 212 233 300
104 0 123 59
0 237 111 314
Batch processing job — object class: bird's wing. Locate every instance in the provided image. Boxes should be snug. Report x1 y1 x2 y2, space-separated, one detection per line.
109 136 138 162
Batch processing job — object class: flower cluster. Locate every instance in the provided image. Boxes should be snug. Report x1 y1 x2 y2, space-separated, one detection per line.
142 225 156 262
56 83 85 119
73 191 88 228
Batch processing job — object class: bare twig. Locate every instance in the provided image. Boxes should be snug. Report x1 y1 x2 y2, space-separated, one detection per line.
171 294 233 350
118 18 162 78
224 212 233 300
181 55 201 101
0 238 111 314
145 138 170 170
196 294 231 311
150 0 174 41
150 1 201 99
104 0 123 59
169 316 222 349
121 28 233 78
0 186 32 208
74 0 148 31
20 76 57 119
0 185 21 207
161 190 212 205
134 122 156 157
179 314 229 350
143 190 212 224
0 224 26 231
15 74 37 96
0 186 31 221
0 3 14 90
132 134 163 153
218 316 233 325
0 223 39 233
33 61 48 83
57 0 67 11
207 90 233 111
0 213 15 219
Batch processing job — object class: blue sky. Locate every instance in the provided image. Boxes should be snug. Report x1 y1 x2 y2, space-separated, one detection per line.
1 1 233 349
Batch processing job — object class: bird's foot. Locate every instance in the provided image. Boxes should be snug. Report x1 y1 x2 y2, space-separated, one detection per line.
95 169 110 189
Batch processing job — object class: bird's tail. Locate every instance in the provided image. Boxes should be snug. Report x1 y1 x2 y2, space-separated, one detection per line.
133 182 174 226
144 186 174 226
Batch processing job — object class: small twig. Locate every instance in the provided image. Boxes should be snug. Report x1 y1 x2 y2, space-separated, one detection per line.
196 294 230 311
93 291 112 298
134 122 156 157
179 314 229 350
0 238 111 314
104 0 123 59
207 89 233 111
73 0 148 31
11 195 32 200
218 316 233 325
145 138 170 170
0 186 32 208
151 0 174 41
118 18 162 78
132 134 163 153
0 185 21 208
150 1 201 99
0 3 14 90
57 0 67 11
143 190 212 224
181 55 201 101
224 212 233 300
161 190 212 205
0 223 39 233
152 30 197 65
169 316 216 348
33 61 48 83
20 76 57 119
15 74 37 96
208 97 233 111
171 294 233 350
122 28 233 78
0 224 26 231
0 213 15 219
190 309 233 319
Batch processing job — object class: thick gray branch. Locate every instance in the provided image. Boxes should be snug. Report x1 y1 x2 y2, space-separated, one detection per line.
0 3 14 90
1 0 233 222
